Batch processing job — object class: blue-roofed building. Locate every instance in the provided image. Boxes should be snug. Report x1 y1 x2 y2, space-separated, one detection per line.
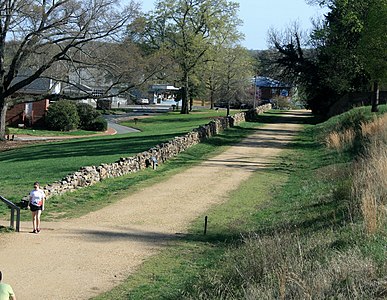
252 76 292 103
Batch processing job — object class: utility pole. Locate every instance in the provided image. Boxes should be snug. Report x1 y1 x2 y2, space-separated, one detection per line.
253 75 257 109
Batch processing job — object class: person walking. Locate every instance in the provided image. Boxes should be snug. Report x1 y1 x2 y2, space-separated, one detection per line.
0 271 16 300
28 182 45 234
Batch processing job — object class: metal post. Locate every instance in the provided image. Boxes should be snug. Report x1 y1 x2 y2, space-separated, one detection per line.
204 216 208 235
16 209 20 232
1 195 21 232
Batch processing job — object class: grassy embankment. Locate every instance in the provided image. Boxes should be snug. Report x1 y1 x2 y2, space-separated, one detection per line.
93 105 386 299
0 109 255 220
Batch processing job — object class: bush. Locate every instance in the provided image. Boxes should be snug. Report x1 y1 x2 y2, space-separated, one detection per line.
45 100 80 131
273 96 291 110
88 116 107 131
76 103 101 130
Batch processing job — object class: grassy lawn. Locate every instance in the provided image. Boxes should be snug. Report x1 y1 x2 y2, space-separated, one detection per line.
0 109 245 219
93 106 386 299
8 127 100 136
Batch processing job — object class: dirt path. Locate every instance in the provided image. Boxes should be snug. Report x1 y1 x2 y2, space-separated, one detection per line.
0 111 309 300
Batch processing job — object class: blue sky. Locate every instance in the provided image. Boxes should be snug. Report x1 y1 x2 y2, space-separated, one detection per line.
138 0 328 50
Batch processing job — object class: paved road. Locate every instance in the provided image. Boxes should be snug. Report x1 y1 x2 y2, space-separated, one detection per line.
13 115 139 141
106 119 140 134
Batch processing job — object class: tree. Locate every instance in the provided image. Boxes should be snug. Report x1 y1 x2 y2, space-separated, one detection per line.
209 45 253 114
358 0 387 112
0 0 141 140
143 0 242 114
268 0 382 116
268 23 325 113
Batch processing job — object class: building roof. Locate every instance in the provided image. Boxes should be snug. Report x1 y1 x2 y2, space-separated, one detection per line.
150 84 180 91
253 76 291 88
11 76 60 94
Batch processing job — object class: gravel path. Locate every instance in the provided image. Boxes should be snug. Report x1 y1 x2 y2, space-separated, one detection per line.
0 111 308 299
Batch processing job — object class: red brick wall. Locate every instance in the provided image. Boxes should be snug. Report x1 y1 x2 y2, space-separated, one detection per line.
6 99 49 127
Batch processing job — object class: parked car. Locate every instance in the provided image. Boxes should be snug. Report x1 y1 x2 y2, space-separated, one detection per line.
136 98 149 104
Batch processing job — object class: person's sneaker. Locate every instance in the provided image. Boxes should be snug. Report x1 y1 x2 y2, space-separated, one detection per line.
37 228 41 233
32 229 37 234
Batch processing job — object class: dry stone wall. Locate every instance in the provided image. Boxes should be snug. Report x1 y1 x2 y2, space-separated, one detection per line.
42 104 271 198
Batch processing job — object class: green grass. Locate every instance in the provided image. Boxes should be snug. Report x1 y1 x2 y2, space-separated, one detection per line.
0 109 233 211
119 109 238 135
8 127 100 136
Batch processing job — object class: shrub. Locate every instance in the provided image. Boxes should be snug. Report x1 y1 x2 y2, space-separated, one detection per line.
88 116 107 131
273 96 291 110
76 103 101 130
45 100 80 131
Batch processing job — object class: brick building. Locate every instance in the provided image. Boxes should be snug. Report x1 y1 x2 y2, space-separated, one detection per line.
253 76 292 102
6 77 60 127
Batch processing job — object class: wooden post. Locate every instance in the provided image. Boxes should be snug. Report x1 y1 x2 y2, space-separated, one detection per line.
204 216 208 235
10 207 15 229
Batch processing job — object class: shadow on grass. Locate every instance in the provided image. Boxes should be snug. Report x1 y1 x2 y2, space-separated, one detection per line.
175 196 353 248
0 133 180 163
254 110 320 125
72 195 353 250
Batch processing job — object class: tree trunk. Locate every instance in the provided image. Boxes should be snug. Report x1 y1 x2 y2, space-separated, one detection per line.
371 80 379 113
210 88 214 109
0 97 8 141
189 95 193 111
180 73 189 114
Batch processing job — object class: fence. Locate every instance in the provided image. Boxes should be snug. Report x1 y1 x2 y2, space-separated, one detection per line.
0 195 21 232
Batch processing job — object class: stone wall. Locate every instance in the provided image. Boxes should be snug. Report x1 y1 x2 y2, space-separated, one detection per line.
42 104 271 198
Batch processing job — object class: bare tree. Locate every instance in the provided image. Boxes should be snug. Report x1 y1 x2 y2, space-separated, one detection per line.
0 0 141 139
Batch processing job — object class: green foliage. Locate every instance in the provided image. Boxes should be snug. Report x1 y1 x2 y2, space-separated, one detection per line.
358 0 387 83
270 0 384 116
76 103 101 130
45 100 80 131
144 0 243 113
88 116 107 131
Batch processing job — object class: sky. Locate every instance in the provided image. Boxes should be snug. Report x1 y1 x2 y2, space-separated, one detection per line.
137 0 328 50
